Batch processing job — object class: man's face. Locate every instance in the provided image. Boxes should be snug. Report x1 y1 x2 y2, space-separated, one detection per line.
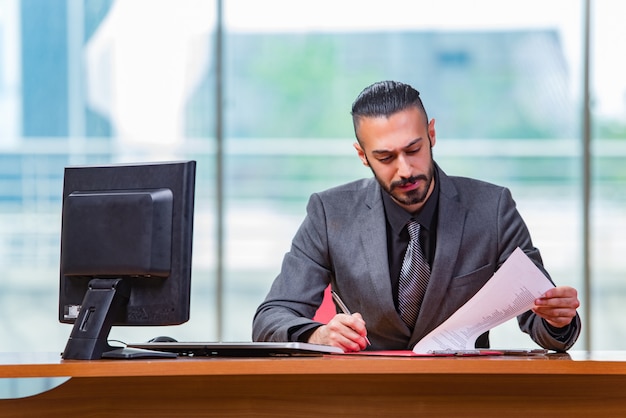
353 106 437 213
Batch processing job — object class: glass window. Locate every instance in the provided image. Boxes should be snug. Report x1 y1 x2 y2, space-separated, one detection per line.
590 0 626 349
3 0 623 356
0 0 217 351
224 0 584 347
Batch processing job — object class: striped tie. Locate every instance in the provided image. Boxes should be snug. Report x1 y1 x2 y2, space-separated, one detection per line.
398 220 431 328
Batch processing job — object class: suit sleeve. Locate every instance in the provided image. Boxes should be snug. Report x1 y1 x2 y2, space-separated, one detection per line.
252 193 332 342
496 188 581 351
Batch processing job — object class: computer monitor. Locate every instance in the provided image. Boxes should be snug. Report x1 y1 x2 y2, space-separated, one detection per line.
58 160 196 359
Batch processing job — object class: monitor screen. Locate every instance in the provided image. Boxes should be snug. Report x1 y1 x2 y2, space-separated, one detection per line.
58 160 196 359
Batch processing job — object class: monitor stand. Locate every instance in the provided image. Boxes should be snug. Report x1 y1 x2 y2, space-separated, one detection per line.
62 278 175 360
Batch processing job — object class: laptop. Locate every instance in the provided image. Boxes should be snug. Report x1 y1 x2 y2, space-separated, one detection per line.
125 341 344 357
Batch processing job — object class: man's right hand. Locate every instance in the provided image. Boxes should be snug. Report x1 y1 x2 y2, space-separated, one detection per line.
308 313 369 352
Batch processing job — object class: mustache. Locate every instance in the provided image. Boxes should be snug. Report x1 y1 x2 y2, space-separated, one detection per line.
390 175 427 190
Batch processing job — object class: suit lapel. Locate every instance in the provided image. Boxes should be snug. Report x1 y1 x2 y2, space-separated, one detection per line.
357 181 409 334
412 169 467 341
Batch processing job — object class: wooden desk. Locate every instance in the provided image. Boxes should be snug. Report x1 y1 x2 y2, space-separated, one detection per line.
1 351 625 417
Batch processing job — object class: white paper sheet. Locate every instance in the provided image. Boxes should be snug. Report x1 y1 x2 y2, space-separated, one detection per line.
412 247 555 354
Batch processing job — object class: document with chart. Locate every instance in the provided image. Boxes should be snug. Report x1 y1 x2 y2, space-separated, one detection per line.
412 247 555 354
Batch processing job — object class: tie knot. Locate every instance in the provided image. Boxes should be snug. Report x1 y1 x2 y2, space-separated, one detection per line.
407 221 421 240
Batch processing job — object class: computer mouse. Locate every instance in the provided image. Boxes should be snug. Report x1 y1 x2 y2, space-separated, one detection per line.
148 336 178 343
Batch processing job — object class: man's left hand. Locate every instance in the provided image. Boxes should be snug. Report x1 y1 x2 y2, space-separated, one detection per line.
532 285 580 328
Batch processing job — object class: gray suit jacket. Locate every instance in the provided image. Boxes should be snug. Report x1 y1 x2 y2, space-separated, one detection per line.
252 165 581 351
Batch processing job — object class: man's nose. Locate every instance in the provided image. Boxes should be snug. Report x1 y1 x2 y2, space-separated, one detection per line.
396 154 412 178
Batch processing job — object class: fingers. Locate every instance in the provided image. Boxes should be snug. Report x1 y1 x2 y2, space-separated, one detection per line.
532 306 577 328
534 286 580 310
538 285 578 300
533 286 580 328
310 314 369 352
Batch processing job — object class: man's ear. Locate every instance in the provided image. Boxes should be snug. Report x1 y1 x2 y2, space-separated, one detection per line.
353 142 369 167
428 118 437 148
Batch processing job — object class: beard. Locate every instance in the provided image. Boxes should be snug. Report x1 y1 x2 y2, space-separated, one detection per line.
369 160 435 209
388 173 433 206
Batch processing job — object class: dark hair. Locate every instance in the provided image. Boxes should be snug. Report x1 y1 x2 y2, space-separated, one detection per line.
351 81 428 129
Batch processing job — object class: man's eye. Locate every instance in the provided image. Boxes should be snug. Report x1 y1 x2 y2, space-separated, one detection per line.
378 156 392 163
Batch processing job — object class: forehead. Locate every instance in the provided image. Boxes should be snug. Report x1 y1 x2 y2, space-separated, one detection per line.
355 107 427 150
